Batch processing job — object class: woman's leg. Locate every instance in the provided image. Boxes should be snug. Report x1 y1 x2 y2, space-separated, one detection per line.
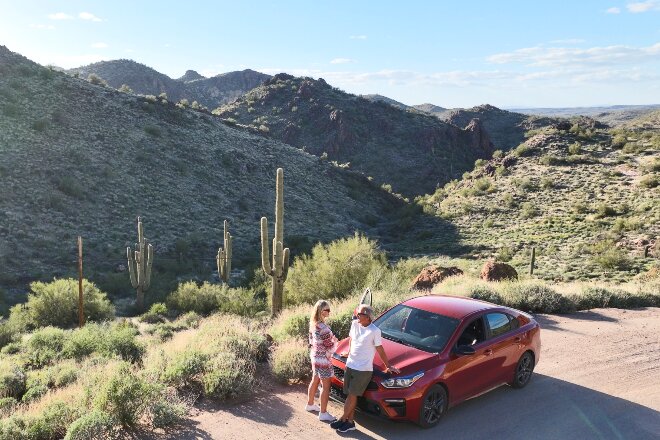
307 374 320 405
320 377 331 412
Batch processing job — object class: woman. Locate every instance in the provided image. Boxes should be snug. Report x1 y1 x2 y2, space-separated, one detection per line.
305 300 338 422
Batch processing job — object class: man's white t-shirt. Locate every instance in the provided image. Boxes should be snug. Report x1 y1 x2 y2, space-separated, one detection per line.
345 320 382 371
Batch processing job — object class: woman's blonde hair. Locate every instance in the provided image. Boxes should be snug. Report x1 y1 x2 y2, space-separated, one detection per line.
310 300 331 332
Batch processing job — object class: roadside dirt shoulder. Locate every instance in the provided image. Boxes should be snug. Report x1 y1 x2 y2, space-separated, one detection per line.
145 307 660 440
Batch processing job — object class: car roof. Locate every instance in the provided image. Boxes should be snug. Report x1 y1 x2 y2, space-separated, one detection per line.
402 295 496 320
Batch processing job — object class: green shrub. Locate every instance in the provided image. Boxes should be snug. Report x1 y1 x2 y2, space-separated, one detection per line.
62 324 103 360
521 202 539 218
102 324 145 364
0 342 20 355
285 234 386 305
149 397 186 429
12 279 114 330
202 353 256 399
139 303 168 324
87 74 107 86
52 364 78 388
467 285 502 304
0 365 26 399
0 322 17 349
176 311 201 329
94 363 155 427
167 282 219 315
64 410 114 440
21 383 47 403
270 337 310 383
639 174 659 188
513 143 532 157
591 247 631 271
594 203 617 218
0 396 16 413
504 284 572 313
27 401 80 440
270 309 309 341
161 350 209 388
26 326 67 367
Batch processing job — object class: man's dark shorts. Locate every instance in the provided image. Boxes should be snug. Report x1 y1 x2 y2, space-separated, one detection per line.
343 367 372 396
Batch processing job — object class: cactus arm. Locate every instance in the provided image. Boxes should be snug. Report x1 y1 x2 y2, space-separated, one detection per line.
281 247 290 282
144 243 153 289
127 247 138 288
260 217 273 275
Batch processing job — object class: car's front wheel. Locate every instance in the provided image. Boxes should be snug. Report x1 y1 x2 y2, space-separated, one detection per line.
512 351 534 388
417 384 447 428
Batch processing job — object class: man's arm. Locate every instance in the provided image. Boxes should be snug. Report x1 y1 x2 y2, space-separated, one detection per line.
340 337 351 358
375 345 400 374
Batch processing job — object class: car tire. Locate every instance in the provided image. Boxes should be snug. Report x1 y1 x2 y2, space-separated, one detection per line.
511 351 534 389
417 384 448 428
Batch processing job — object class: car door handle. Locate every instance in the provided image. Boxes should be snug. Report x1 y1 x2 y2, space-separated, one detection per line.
484 349 493 356
513 337 522 343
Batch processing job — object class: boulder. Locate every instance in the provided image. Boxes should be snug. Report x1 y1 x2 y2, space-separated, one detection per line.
480 261 518 281
411 266 463 290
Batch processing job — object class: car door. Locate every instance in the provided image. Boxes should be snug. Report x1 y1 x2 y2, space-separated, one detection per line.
444 315 493 402
482 312 522 385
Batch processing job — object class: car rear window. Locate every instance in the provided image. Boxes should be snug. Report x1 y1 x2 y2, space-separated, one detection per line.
375 305 459 353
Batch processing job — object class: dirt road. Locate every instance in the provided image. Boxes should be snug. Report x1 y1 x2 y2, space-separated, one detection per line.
149 308 660 440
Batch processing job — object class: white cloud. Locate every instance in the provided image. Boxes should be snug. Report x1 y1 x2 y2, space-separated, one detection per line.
91 42 108 49
350 35 367 40
48 12 73 20
606 7 621 13
487 43 660 67
79 12 103 22
330 58 354 64
550 39 585 44
627 1 660 12
30 24 56 30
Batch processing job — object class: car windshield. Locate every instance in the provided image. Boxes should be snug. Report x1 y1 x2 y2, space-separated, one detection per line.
374 305 460 353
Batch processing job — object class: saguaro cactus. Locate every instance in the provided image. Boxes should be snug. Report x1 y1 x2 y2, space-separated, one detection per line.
217 220 233 283
261 168 290 316
127 216 154 311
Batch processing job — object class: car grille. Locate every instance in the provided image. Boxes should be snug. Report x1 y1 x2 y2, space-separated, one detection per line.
333 366 345 381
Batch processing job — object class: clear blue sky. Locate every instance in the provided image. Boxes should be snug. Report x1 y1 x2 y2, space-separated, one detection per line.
1 0 659 108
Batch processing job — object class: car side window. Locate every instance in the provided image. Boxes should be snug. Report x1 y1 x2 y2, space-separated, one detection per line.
457 317 486 346
509 314 520 330
486 313 512 337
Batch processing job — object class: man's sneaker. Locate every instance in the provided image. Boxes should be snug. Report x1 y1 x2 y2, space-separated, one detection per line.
318 411 336 422
304 404 320 412
336 420 356 432
330 419 345 429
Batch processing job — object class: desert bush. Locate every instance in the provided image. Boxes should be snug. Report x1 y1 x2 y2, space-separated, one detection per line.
25 401 80 440
591 244 631 271
639 174 659 188
25 326 67 367
0 322 18 349
513 143 532 157
521 202 539 218
174 311 201 329
270 337 310 383
0 364 26 399
12 279 114 330
94 362 155 427
87 74 107 86
161 350 209 389
149 393 187 429
0 396 16 413
167 281 218 315
504 283 572 313
63 410 114 440
285 234 386 306
102 323 145 364
202 352 256 399
269 306 309 341
139 303 168 324
467 285 502 304
61 324 103 360
21 382 47 402
0 342 20 355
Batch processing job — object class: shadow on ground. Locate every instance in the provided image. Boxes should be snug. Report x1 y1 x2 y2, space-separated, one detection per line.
534 309 619 332
353 374 660 440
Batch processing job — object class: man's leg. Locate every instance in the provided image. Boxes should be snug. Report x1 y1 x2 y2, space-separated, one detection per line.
343 394 358 422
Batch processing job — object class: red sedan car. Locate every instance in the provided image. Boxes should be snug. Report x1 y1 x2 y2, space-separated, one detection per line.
330 295 541 428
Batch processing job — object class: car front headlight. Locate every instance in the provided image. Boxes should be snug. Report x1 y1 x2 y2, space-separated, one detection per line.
381 371 424 388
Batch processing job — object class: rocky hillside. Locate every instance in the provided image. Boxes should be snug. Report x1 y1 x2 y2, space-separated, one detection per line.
417 120 660 282
0 46 438 301
215 74 495 196
360 94 409 110
437 104 558 151
623 109 660 129
67 60 270 109
412 103 449 117
513 104 660 127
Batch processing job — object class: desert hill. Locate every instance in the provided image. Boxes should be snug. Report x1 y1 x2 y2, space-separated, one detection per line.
623 109 660 129
436 104 558 151
512 104 660 127
67 60 270 109
215 74 495 196
412 103 449 116
360 94 409 110
417 120 660 281
0 46 443 302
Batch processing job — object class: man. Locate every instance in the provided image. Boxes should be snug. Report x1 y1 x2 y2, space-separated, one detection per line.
330 304 400 433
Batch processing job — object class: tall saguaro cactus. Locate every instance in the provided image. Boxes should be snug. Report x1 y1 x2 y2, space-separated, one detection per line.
127 216 154 311
217 220 233 283
261 168 290 316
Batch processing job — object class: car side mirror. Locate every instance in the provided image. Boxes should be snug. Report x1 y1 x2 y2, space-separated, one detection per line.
454 345 476 356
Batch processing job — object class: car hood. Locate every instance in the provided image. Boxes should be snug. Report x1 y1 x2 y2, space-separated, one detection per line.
335 338 439 375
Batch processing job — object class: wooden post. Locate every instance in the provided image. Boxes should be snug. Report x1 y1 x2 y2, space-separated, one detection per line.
529 246 536 275
78 236 85 328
